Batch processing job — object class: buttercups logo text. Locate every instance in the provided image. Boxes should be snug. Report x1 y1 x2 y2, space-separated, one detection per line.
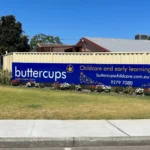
15 66 67 81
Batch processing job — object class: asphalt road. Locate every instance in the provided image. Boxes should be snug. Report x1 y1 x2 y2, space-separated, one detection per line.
0 146 150 150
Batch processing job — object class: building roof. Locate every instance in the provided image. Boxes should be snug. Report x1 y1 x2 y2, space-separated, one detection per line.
37 43 73 48
83 37 150 52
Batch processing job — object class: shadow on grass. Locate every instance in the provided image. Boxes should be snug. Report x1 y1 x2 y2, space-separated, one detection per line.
27 104 42 109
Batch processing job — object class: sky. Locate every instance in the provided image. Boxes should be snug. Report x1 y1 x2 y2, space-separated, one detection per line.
0 0 150 44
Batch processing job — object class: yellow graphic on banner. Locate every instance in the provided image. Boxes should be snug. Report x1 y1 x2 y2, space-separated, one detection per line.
66 64 74 73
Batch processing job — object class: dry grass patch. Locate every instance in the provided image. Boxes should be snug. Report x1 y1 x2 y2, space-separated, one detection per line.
0 86 150 119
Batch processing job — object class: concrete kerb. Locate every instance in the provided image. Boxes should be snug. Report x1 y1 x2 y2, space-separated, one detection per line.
74 137 150 147
0 138 73 148
0 137 150 148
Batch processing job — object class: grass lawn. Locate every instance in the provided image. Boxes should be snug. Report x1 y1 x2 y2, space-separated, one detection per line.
0 86 150 119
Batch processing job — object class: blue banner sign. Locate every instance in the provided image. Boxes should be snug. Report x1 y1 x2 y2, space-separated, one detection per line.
12 62 150 87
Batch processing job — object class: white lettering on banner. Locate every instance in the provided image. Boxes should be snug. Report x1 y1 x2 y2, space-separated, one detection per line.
15 66 67 81
33 71 39 78
15 67 20 77
62 72 67 79
55 71 61 81
43 71 48 78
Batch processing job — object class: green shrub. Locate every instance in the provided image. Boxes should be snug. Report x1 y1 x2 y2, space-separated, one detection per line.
39 83 45 88
80 85 89 89
112 86 124 93
70 84 76 90
124 86 134 94
0 70 11 85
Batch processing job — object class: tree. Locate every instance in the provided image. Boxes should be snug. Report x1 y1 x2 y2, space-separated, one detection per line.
17 35 30 52
0 15 30 55
30 33 62 49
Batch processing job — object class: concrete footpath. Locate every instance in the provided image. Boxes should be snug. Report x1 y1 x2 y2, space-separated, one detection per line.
0 120 150 148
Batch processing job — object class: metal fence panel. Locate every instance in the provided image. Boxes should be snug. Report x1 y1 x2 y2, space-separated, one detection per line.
3 52 150 72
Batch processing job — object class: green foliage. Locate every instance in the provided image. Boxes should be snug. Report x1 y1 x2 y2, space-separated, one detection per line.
70 84 76 90
30 33 62 49
17 35 30 52
112 86 124 93
124 86 134 94
0 15 30 54
0 70 11 85
39 83 45 88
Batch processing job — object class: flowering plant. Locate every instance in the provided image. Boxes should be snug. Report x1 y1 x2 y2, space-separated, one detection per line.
26 82 32 87
95 85 111 93
102 85 111 93
75 85 82 91
29 80 35 87
144 88 150 96
135 88 144 95
34 82 40 88
89 85 96 92
12 79 20 86
26 80 39 88
52 82 60 90
60 82 71 90
95 85 103 92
